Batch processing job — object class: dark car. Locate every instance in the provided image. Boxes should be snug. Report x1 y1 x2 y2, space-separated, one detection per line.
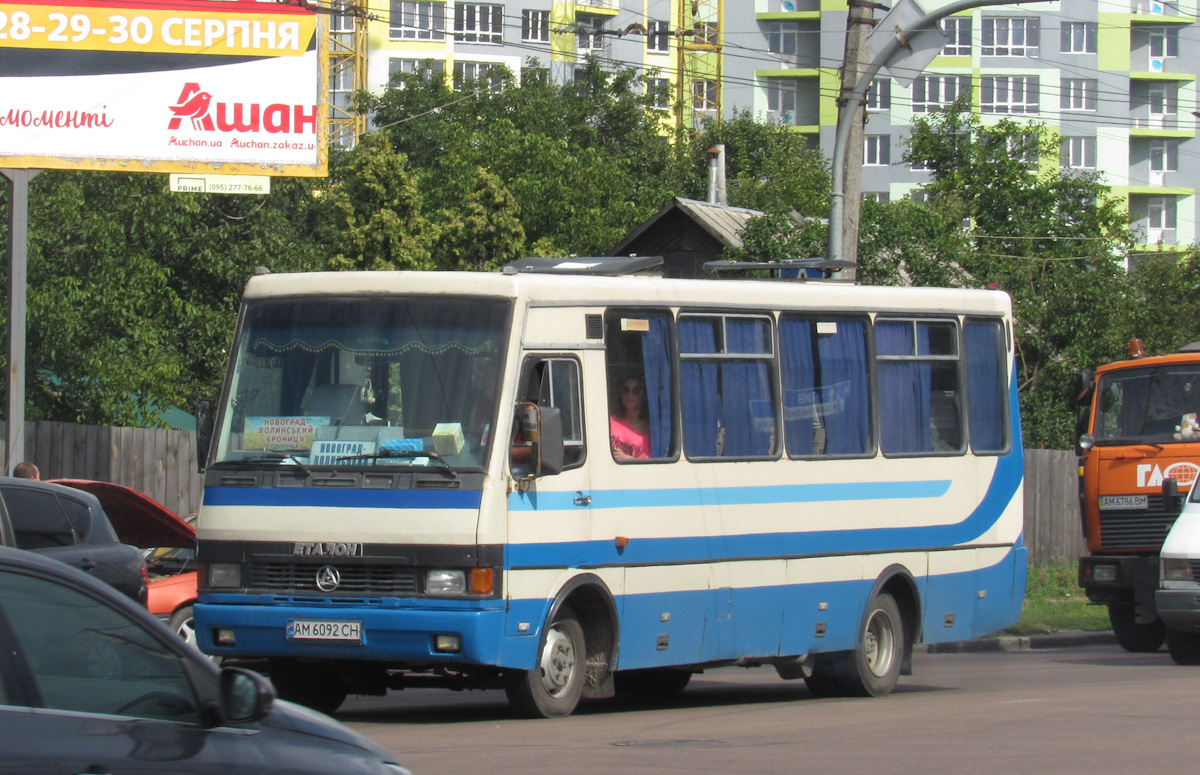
0 477 147 603
0 545 412 775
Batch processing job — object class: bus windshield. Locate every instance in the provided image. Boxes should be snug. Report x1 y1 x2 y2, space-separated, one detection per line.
212 296 510 471
1094 364 1200 445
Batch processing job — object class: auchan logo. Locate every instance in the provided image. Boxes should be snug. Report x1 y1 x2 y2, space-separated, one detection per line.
167 83 316 135
1136 462 1200 488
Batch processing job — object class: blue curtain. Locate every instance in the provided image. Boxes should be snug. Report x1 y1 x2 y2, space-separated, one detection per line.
680 319 720 456
723 319 773 456
641 314 673 458
965 320 1006 452
818 319 870 454
877 322 931 453
780 317 816 456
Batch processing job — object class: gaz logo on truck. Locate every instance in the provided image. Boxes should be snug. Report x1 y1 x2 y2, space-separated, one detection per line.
1137 462 1200 488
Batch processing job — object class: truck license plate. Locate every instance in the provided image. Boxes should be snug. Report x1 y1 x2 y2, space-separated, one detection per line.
1099 495 1147 510
286 619 363 642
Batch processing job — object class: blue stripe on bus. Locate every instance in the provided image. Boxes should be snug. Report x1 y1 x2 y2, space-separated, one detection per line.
508 478 951 512
202 487 483 510
506 444 1024 567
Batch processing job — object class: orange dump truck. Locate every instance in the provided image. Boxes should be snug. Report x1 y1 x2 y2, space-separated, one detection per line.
1077 340 1200 651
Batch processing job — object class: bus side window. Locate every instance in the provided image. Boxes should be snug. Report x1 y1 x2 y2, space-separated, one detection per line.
522 357 586 469
876 319 963 455
604 309 676 462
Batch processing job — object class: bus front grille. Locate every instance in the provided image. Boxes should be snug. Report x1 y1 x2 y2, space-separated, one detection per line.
247 562 420 596
1099 497 1180 550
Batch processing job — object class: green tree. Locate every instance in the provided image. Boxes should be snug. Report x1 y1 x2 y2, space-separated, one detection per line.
432 167 525 271
901 106 1135 448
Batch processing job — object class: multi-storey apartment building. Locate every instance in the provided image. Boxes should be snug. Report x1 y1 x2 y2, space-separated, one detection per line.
343 0 1198 261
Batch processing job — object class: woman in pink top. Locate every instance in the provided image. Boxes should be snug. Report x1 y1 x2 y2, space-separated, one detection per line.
611 376 651 460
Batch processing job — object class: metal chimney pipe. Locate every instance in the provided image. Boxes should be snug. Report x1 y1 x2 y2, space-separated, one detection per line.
707 144 727 206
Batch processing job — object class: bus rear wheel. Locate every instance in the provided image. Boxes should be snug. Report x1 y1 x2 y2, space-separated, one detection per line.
804 592 903 698
505 608 586 718
1108 605 1165 652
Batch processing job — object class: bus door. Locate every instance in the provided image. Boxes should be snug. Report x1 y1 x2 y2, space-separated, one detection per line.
505 354 593 631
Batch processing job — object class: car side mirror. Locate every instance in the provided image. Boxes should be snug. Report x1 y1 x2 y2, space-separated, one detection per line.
220 667 275 723
196 398 216 473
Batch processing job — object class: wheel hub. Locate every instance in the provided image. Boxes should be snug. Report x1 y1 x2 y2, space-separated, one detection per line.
539 625 576 697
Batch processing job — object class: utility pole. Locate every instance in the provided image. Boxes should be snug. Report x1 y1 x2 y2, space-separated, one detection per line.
836 0 878 284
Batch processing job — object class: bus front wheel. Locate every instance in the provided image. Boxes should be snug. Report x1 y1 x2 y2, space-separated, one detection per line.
268 658 348 715
505 608 586 718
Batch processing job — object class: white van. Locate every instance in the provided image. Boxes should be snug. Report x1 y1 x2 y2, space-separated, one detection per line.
1154 477 1200 664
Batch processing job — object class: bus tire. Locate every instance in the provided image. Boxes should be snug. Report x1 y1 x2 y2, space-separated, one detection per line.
268 658 348 715
1166 630 1200 665
1108 605 1165 652
505 608 586 718
842 592 903 697
613 668 692 697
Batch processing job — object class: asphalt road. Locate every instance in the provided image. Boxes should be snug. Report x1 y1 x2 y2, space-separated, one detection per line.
338 642 1200 775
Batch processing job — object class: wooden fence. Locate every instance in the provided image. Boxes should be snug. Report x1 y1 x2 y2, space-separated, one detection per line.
0 421 1085 566
0 420 203 518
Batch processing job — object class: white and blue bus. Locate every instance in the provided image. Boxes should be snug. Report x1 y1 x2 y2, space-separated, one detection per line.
193 258 1026 717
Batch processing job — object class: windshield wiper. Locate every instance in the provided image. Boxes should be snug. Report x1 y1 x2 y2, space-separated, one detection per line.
336 449 460 480
243 452 314 476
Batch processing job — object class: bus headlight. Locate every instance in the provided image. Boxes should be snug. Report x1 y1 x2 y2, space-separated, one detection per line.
1163 558 1194 582
426 570 466 596
208 563 242 588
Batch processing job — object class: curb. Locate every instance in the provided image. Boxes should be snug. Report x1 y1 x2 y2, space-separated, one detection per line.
917 630 1117 654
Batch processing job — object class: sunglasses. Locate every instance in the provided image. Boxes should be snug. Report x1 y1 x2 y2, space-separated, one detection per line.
620 385 644 395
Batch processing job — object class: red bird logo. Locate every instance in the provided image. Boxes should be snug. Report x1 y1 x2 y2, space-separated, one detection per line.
168 83 215 131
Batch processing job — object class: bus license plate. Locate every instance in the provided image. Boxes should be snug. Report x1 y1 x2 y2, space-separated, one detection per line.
1099 495 1147 510
287 619 363 642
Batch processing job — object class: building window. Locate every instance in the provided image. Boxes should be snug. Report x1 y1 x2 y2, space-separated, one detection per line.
982 18 1039 57
863 192 889 202
693 79 717 111
912 74 970 113
391 0 445 41
522 9 548 42
981 75 1038 114
648 20 670 52
1060 136 1096 169
767 79 800 124
454 61 503 92
1149 27 1180 58
866 79 891 110
1060 21 1096 53
693 21 718 46
454 3 502 44
647 77 671 109
1148 82 1178 126
389 58 446 84
941 17 971 56
1061 79 1097 110
865 135 890 166
766 21 801 55
576 15 605 50
1150 139 1178 172
1148 196 1177 231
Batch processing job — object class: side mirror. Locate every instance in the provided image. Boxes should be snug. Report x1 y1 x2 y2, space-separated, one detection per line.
1074 368 1094 409
1077 433 1094 455
196 398 216 473
511 402 565 480
220 667 275 723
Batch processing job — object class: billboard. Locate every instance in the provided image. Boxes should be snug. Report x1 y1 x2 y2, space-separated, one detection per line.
0 0 326 176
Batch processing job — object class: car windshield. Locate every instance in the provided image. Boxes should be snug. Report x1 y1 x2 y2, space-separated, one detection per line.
213 295 510 472
1094 364 1200 444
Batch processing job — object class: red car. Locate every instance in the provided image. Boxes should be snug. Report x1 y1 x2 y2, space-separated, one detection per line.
51 480 199 647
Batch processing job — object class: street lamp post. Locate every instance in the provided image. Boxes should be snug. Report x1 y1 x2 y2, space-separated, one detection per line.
827 0 1051 268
